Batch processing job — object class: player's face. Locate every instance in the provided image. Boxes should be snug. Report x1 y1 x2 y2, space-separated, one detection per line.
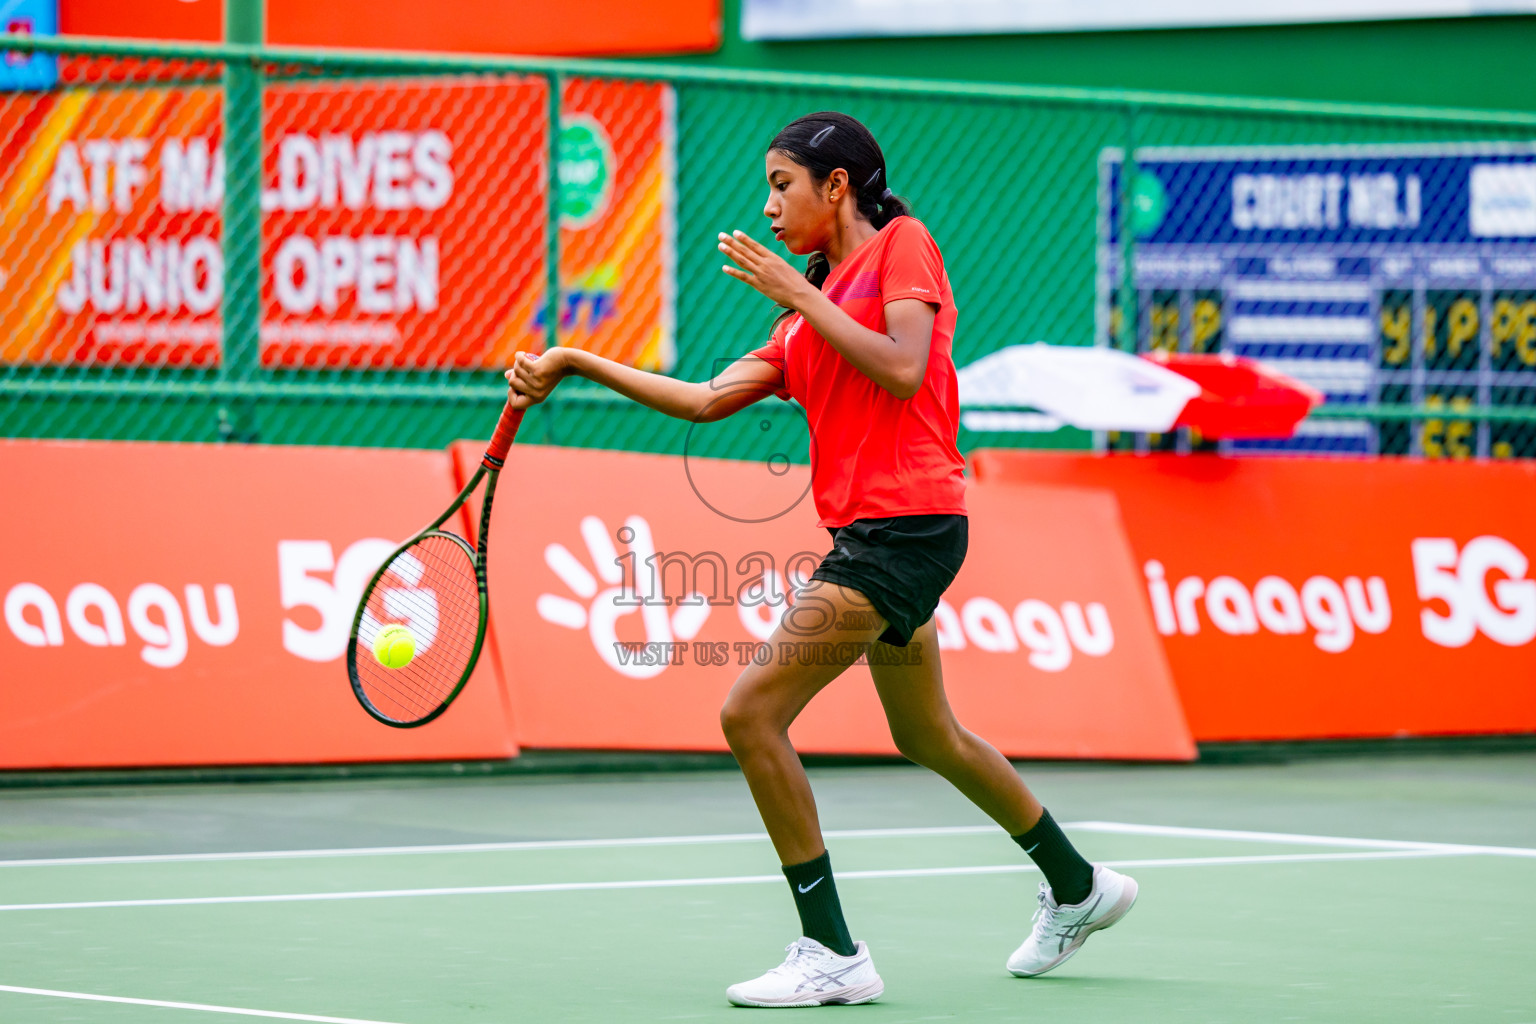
763 150 833 256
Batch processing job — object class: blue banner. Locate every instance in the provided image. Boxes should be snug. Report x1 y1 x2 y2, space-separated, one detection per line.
0 0 57 92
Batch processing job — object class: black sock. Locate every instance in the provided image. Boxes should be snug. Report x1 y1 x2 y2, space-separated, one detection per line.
1012 808 1094 906
782 850 856 957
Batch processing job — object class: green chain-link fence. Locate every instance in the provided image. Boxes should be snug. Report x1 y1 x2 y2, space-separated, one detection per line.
3 34 1536 459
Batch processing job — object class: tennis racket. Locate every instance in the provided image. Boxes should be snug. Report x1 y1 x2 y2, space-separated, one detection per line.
346 394 525 727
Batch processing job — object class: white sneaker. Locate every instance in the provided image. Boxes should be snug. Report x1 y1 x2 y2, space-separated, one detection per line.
726 937 884 1007
1007 865 1138 977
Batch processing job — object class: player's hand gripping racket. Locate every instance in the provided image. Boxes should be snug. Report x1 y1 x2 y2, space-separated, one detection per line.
346 394 525 727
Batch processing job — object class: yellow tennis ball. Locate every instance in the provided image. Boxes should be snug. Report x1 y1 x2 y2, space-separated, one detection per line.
373 623 416 669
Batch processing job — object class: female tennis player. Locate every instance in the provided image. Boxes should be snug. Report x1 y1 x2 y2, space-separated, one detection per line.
506 111 1137 1007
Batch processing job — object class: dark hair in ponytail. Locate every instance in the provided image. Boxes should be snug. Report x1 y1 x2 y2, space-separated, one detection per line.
768 111 910 294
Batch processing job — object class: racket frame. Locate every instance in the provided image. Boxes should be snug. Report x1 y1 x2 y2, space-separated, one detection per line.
346 408 516 728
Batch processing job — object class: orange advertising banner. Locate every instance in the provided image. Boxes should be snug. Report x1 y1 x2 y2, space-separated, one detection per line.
0 439 515 768
61 0 720 58
259 77 547 369
0 83 224 366
264 0 720 58
553 78 677 372
970 451 1536 742
454 443 1195 760
0 76 674 370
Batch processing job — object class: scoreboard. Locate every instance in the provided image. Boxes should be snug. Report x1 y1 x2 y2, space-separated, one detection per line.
1099 144 1536 458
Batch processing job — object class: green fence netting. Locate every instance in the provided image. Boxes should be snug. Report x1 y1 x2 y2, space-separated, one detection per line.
3 35 1535 460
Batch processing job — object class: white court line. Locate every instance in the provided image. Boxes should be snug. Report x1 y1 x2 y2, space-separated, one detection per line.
6 816 1529 872
0 825 1000 869
0 983 404 1023
0 849 1467 913
7 819 1536 869
1071 821 1536 858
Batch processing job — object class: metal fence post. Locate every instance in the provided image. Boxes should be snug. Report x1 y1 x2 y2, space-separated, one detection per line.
537 72 564 443
546 73 564 356
1115 104 1139 357
220 0 264 441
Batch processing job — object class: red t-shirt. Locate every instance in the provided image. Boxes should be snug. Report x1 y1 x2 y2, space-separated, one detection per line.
751 217 967 528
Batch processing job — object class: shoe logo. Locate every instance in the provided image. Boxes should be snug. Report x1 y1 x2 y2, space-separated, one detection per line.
1053 894 1104 953
794 960 864 993
797 877 825 894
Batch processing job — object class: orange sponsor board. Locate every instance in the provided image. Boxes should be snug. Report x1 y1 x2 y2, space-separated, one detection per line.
454 443 1194 760
266 0 720 57
0 77 673 370
61 0 720 57
970 452 1536 741
0 440 514 768
60 0 221 42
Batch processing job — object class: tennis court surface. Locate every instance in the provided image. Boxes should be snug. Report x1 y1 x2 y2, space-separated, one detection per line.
2 751 1533 1023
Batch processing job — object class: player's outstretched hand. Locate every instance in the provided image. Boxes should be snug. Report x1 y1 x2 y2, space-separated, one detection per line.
719 230 812 308
505 349 570 409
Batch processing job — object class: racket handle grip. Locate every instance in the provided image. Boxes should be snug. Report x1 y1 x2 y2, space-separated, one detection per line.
482 395 526 469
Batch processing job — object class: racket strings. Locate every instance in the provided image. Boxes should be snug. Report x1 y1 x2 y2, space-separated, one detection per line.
361 571 480 714
354 533 483 723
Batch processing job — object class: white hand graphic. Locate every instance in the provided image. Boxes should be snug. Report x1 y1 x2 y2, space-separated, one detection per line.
536 515 711 679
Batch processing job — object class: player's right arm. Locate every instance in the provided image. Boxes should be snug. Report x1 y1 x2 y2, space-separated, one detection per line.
505 347 783 423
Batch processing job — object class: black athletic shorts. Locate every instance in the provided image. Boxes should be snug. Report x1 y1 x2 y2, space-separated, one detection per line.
808 513 968 647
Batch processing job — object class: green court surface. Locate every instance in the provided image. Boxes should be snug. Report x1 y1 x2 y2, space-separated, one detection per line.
1 752 1533 1023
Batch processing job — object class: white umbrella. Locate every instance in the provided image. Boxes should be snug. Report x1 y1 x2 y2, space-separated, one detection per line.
957 343 1201 432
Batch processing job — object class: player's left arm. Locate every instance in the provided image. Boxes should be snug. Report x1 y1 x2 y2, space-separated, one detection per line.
718 231 934 400
800 293 935 400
